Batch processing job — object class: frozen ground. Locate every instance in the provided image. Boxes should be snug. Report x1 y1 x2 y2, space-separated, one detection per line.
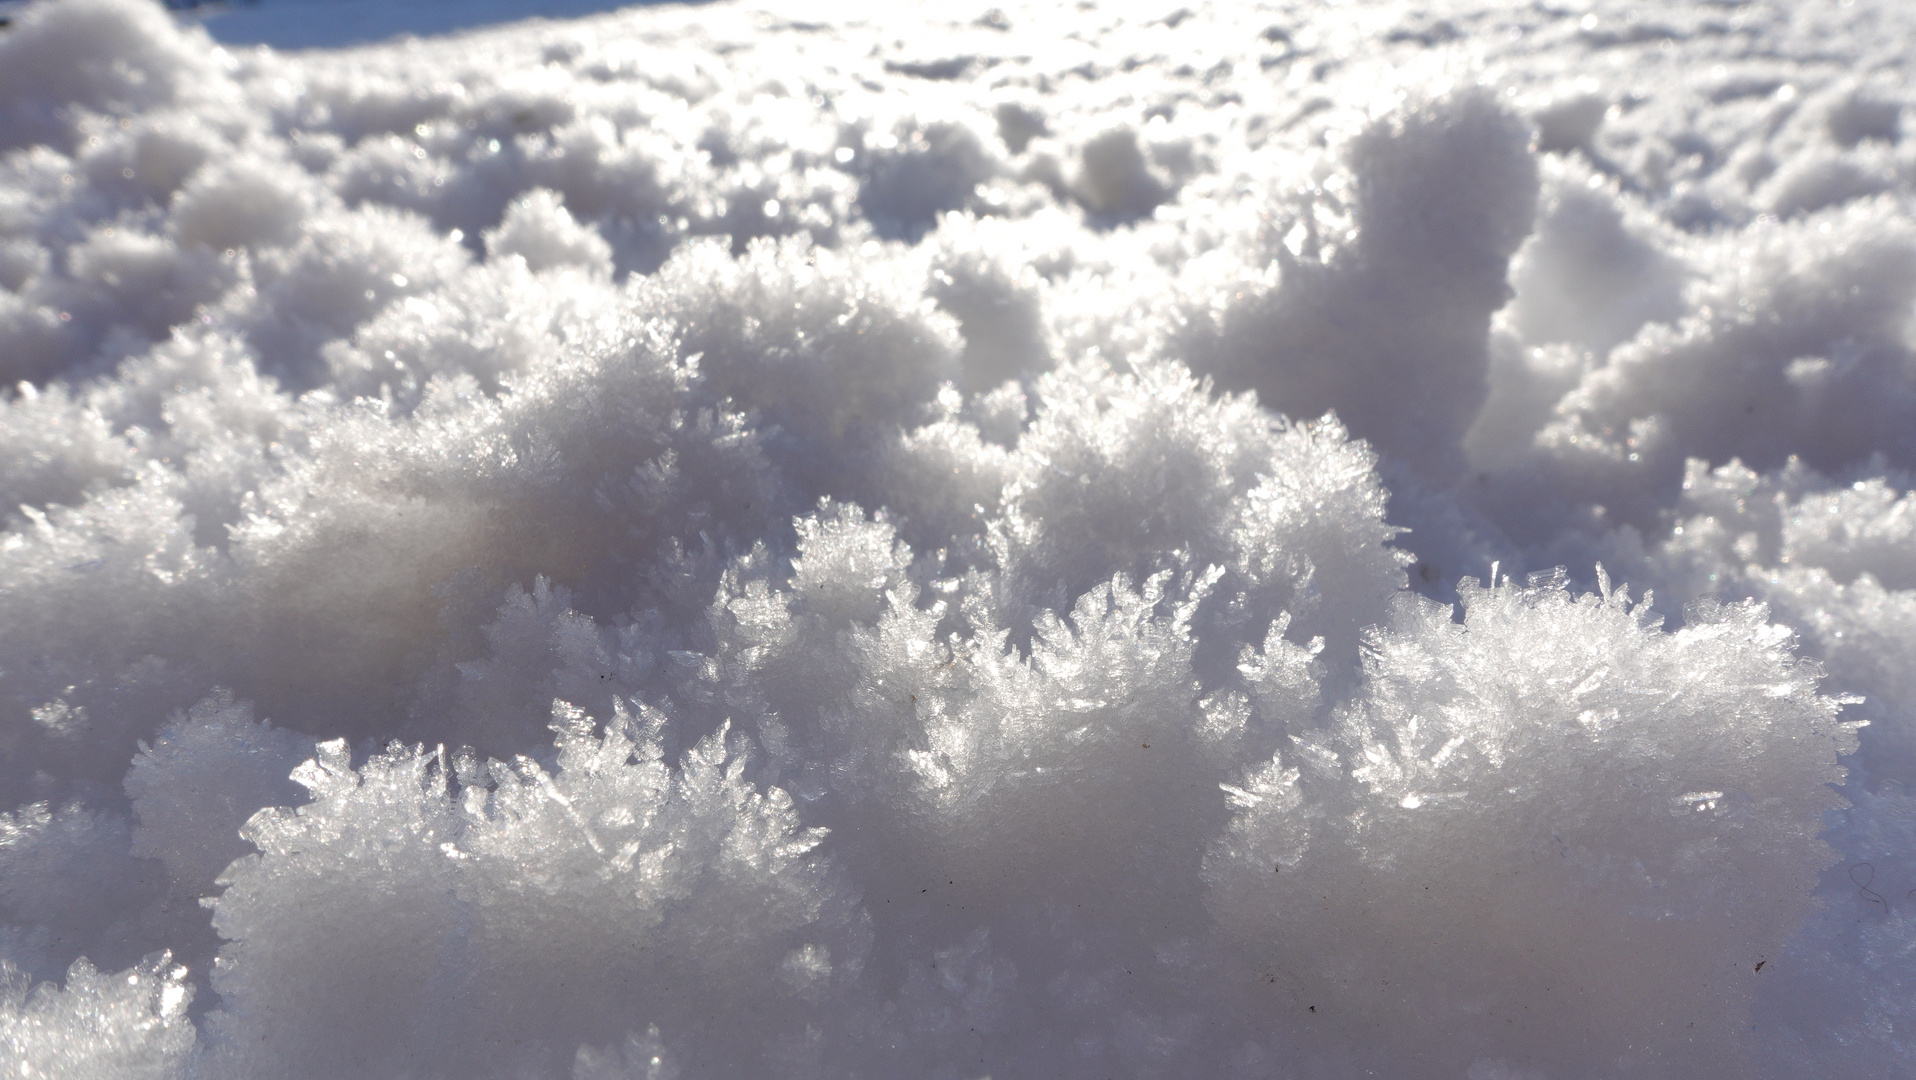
2 0 1915 1076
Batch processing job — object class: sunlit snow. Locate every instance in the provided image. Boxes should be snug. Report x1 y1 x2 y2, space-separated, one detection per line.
2 0 1914 1076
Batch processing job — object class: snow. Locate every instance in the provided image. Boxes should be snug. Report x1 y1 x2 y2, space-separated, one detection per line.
0 0 1914 1076
195 0 660 52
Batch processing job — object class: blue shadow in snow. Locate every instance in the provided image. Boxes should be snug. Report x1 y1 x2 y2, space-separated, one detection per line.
173 0 708 50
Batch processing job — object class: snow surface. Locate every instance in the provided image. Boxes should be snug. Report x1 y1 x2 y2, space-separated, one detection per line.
0 0 1914 1076
191 0 674 52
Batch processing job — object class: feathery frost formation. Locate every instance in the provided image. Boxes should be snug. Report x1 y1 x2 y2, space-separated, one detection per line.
0 0 1910 1075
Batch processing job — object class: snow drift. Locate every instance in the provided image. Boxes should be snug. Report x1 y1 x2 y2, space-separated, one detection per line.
1 0 1913 1076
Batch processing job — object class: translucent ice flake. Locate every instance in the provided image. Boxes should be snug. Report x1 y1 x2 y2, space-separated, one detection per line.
0 953 194 1080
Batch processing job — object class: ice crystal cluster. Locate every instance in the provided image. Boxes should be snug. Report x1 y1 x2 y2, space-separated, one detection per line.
0 0 1912 1075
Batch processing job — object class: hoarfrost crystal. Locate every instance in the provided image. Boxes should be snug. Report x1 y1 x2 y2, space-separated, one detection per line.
0 0 1912 1076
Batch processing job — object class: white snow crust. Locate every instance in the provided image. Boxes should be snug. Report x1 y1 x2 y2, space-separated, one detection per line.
0 0 1913 1076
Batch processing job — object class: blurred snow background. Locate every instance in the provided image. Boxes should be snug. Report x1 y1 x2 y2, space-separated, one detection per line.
186 0 678 51
1 0 1915 1076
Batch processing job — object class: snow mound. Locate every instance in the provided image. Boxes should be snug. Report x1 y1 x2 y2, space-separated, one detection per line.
3 0 1915 1075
